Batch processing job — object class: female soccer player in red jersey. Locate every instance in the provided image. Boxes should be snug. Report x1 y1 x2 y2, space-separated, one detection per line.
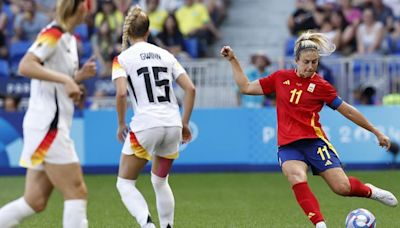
0 0 95 227
221 31 397 228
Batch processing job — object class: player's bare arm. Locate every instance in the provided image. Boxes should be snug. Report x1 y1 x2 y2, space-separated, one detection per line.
336 101 391 149
19 52 81 102
176 73 195 143
114 77 128 142
19 53 74 84
220 46 264 95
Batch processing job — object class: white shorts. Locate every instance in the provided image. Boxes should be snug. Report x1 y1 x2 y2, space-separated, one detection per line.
122 126 182 160
19 127 79 170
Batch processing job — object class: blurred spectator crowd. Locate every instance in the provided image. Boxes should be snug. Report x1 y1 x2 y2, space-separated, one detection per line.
0 0 229 111
287 0 400 56
3 0 400 111
286 0 400 105
237 0 400 108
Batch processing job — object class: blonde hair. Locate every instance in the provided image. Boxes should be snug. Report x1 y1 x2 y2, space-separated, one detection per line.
55 0 82 29
121 5 150 50
294 31 336 60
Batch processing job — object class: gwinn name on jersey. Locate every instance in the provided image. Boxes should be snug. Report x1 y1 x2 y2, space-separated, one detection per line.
112 42 187 132
140 52 161 60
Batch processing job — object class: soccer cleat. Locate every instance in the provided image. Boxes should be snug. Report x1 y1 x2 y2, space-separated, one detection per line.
366 183 398 207
141 216 156 228
315 221 327 228
142 223 156 228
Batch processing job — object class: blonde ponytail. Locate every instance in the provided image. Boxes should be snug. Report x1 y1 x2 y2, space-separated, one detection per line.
121 5 149 50
56 0 78 29
294 31 336 60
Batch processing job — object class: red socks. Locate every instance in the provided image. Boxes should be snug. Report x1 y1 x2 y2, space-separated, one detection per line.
292 182 324 225
348 176 371 197
291 177 371 225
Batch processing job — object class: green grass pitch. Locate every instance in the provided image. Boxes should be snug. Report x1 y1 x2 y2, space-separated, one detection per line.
0 170 399 227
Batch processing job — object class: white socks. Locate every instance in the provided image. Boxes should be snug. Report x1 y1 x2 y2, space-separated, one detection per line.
316 221 327 228
63 199 88 228
116 175 175 228
0 198 87 228
151 173 175 228
116 177 151 227
0 197 35 228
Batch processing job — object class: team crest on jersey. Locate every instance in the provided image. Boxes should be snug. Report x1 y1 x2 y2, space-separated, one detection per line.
283 80 290 85
307 83 316 92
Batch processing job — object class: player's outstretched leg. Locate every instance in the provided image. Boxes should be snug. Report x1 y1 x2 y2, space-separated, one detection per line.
346 176 397 207
116 177 155 227
365 183 398 207
325 172 398 207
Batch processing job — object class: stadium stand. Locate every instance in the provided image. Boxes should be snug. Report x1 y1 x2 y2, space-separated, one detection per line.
284 36 297 57
211 0 293 60
1 0 400 110
74 23 90 42
0 59 10 78
9 41 32 74
183 38 200 58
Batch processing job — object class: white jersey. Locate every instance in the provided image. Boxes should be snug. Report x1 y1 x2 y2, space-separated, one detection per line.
23 21 79 132
112 42 186 132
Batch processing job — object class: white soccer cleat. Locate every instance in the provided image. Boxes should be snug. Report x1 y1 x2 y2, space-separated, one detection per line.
315 221 327 228
142 223 156 228
366 183 398 207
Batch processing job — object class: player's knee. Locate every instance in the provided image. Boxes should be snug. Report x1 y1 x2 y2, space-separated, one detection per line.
286 171 307 185
78 182 88 198
74 180 88 198
64 180 87 199
332 181 351 196
29 197 48 212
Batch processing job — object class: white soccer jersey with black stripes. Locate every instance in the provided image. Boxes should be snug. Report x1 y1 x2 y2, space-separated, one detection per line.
23 21 79 132
112 42 186 132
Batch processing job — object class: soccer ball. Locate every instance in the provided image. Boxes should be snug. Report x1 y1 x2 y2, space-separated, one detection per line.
345 208 376 228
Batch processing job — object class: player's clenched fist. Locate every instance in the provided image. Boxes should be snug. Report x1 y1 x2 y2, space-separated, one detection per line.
220 46 236 61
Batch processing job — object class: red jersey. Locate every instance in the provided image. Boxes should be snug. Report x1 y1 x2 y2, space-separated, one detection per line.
259 69 341 146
